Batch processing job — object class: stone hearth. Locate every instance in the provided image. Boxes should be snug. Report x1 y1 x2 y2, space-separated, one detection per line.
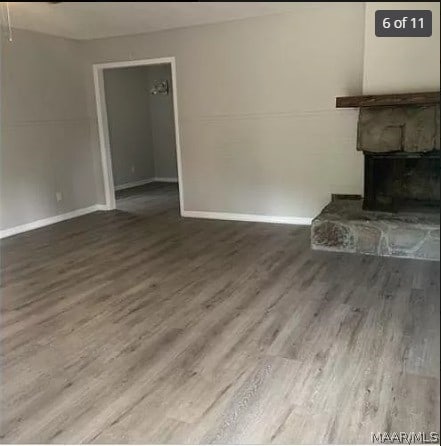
314 92 441 260
311 197 440 260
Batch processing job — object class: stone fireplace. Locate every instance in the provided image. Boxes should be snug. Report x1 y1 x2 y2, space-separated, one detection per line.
364 151 440 213
311 92 440 260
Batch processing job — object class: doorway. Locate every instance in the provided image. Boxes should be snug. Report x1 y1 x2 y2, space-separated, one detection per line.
93 58 184 213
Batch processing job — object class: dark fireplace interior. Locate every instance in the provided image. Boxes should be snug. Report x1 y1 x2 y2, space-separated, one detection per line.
363 151 440 213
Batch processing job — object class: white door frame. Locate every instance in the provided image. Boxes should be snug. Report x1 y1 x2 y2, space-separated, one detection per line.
93 57 184 212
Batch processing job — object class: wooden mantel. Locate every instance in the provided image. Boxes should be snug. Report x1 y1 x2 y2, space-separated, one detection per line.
336 91 440 108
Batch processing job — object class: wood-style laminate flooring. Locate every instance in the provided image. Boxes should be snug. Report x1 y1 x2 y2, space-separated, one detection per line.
1 183 439 444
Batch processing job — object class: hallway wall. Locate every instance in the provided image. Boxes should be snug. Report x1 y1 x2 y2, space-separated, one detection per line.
103 64 177 189
148 64 178 180
103 66 155 188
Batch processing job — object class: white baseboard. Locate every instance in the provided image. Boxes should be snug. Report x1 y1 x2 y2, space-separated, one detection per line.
95 204 112 211
114 178 155 191
181 210 312 226
114 177 178 191
154 177 179 183
1 205 311 239
0 204 109 239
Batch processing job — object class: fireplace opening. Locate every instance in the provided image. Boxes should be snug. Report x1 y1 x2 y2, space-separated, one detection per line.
363 151 440 213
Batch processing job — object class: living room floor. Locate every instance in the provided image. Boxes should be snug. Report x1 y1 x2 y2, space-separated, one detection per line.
1 183 439 443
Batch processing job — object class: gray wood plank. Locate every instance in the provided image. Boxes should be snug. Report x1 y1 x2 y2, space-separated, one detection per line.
1 182 439 443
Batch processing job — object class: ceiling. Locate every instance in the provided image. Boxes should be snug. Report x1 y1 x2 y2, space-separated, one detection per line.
5 2 304 40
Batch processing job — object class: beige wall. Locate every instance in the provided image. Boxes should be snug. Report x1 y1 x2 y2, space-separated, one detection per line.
1 28 96 231
103 66 155 187
363 2 440 94
84 3 365 219
10 3 440 230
